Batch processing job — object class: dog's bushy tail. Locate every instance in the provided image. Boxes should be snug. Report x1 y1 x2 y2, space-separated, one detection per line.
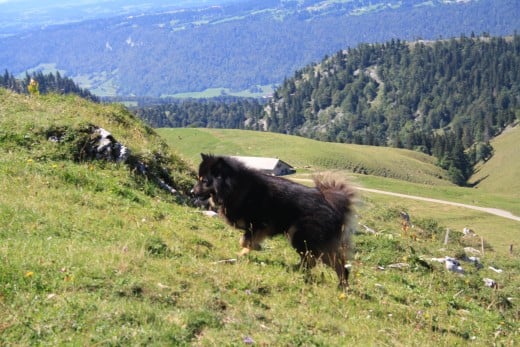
313 175 357 253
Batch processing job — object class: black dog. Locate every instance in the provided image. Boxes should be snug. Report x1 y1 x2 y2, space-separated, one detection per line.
192 154 357 287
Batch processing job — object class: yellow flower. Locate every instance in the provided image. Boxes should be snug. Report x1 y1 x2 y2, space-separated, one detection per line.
338 293 347 300
24 271 34 278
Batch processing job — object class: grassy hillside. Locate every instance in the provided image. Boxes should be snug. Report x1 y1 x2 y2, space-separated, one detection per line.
470 124 520 198
1 91 518 345
158 128 453 186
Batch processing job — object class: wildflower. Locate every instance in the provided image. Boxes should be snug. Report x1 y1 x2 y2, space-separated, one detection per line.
243 336 254 344
27 159 34 164
28 78 40 95
24 271 34 278
338 292 347 300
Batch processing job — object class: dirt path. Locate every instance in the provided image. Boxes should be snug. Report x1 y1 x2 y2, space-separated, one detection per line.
292 178 520 222
358 187 520 222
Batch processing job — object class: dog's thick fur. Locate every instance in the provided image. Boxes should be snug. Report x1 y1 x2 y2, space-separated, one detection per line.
192 154 356 287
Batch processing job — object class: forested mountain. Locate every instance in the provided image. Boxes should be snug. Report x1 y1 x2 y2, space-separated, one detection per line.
266 35 519 142
0 0 517 97
268 34 520 184
137 35 520 185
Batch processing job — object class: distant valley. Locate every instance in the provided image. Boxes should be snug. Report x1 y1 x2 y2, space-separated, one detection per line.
0 0 518 97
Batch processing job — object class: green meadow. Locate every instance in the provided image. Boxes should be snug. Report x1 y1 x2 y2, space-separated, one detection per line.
1 90 518 345
159 128 520 238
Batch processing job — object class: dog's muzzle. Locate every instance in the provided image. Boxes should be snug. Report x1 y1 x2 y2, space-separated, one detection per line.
191 182 213 200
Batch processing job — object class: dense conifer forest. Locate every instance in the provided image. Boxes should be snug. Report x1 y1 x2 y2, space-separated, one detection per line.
136 35 520 185
133 97 265 130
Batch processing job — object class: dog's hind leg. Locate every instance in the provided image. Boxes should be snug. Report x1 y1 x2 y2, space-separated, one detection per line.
289 227 320 274
295 251 319 284
298 251 318 270
322 251 349 288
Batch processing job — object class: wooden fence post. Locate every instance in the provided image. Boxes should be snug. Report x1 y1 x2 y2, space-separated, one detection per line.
444 228 450 245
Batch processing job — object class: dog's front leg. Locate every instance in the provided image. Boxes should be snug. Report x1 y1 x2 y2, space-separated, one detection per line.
238 244 251 256
238 230 256 256
238 224 264 256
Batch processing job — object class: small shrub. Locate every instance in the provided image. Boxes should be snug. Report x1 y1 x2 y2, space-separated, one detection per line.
184 309 221 340
145 236 171 257
413 217 445 239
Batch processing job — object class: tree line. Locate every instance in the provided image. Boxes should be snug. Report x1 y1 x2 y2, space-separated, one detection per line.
0 70 99 102
133 97 265 130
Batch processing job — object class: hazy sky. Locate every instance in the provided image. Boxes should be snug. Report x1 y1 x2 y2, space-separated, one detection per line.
0 0 225 15
0 0 227 34
0 0 223 8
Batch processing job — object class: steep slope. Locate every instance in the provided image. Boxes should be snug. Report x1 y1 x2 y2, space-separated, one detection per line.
470 124 520 198
0 88 196 194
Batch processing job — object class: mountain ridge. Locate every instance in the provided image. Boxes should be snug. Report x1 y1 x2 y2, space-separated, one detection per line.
0 0 518 97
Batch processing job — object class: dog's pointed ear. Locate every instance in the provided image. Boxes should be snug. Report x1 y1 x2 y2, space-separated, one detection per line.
201 153 209 161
